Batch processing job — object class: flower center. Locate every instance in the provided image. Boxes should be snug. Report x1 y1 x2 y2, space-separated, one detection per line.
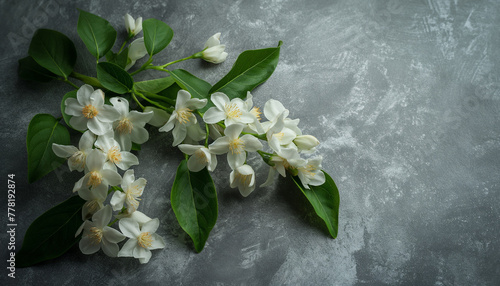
126 185 142 212
116 118 133 134
69 151 86 170
107 146 122 164
194 149 208 164
235 172 252 186
83 200 100 219
300 164 317 177
273 132 285 140
251 107 262 121
225 103 242 119
176 108 193 124
88 227 103 244
229 138 245 154
87 171 102 188
138 232 153 248
82 105 99 119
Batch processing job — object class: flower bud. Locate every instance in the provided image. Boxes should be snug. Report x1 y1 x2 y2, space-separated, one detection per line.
293 135 319 151
201 33 228 64
125 37 148 70
124 13 143 36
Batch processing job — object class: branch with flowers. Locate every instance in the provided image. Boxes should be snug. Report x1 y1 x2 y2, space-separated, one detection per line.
17 9 339 266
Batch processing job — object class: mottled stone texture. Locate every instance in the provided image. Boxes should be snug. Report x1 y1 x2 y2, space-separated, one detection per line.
1 0 499 285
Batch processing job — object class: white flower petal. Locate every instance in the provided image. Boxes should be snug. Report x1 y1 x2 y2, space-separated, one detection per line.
101 238 120 257
119 218 141 238
79 236 100 254
92 205 112 229
203 108 225 124
77 84 94 106
136 248 152 264
172 123 187 146
118 238 137 257
116 152 139 170
101 169 122 186
264 99 286 121
178 144 201 155
110 191 126 211
79 131 96 150
141 218 159 234
208 136 230 154
88 117 112 136
186 98 208 110
97 105 121 123
103 226 126 243
159 115 176 132
228 152 245 170
64 98 83 116
129 110 153 126
240 134 263 152
69 116 88 131
187 154 206 172
224 123 244 139
204 32 221 48
110 97 129 116
150 233 166 250
90 89 105 107
175 90 191 109
210 92 229 111
130 126 149 144
86 149 105 171
52 144 78 158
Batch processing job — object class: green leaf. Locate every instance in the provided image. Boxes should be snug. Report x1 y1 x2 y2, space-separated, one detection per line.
131 142 141 151
17 196 85 267
157 82 182 102
18 56 57 82
97 62 133 94
28 29 77 79
77 9 117 60
27 114 71 183
142 18 173 56
210 41 282 99
171 159 218 252
134 76 175 94
168 69 212 111
60 90 84 132
106 48 129 69
291 171 340 238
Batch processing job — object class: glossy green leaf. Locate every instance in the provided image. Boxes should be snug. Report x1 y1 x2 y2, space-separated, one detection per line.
28 29 77 79
77 9 117 60
291 170 340 238
134 76 175 94
60 90 84 132
27 114 71 183
96 62 133 94
168 69 211 110
171 159 218 252
106 48 129 69
18 56 57 82
210 41 282 99
17 196 85 267
143 18 173 56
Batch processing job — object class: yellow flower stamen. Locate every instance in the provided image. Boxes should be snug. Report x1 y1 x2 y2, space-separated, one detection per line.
229 138 245 154
107 146 122 164
125 183 143 212
176 107 193 124
138 232 153 248
195 149 208 164
69 151 86 170
87 171 102 188
251 107 262 121
87 227 103 244
82 105 99 119
116 118 133 134
236 173 252 186
225 103 242 119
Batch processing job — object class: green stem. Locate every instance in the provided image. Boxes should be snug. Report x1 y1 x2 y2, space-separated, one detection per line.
242 131 267 141
108 218 119 227
131 92 145 110
134 90 173 112
138 90 175 106
118 35 133 54
130 56 154 76
205 124 210 147
70 72 105 89
160 54 197 68
60 78 79 89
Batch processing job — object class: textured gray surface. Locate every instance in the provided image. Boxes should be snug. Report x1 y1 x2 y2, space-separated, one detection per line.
1 0 500 285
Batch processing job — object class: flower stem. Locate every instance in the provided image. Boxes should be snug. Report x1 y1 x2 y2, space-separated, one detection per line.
131 92 145 110
134 90 173 112
205 124 210 147
70 72 105 89
118 35 133 54
160 54 197 69
130 56 154 76
138 90 175 106
60 78 79 89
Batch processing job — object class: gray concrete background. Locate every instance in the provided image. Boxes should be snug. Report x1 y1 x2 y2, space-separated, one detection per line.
1 0 500 285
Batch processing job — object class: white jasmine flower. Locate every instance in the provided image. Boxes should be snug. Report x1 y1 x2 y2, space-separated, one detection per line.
262 100 300 153
144 106 170 127
64 85 121 135
125 37 148 71
260 148 303 187
94 131 139 172
230 164 256 197
74 149 122 194
159 90 207 146
184 123 207 144
294 156 326 189
110 169 146 213
124 13 142 36
209 123 263 169
178 144 217 172
110 97 153 151
52 130 95 172
201 32 228 64
77 205 125 257
118 218 166 264
203 92 255 126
